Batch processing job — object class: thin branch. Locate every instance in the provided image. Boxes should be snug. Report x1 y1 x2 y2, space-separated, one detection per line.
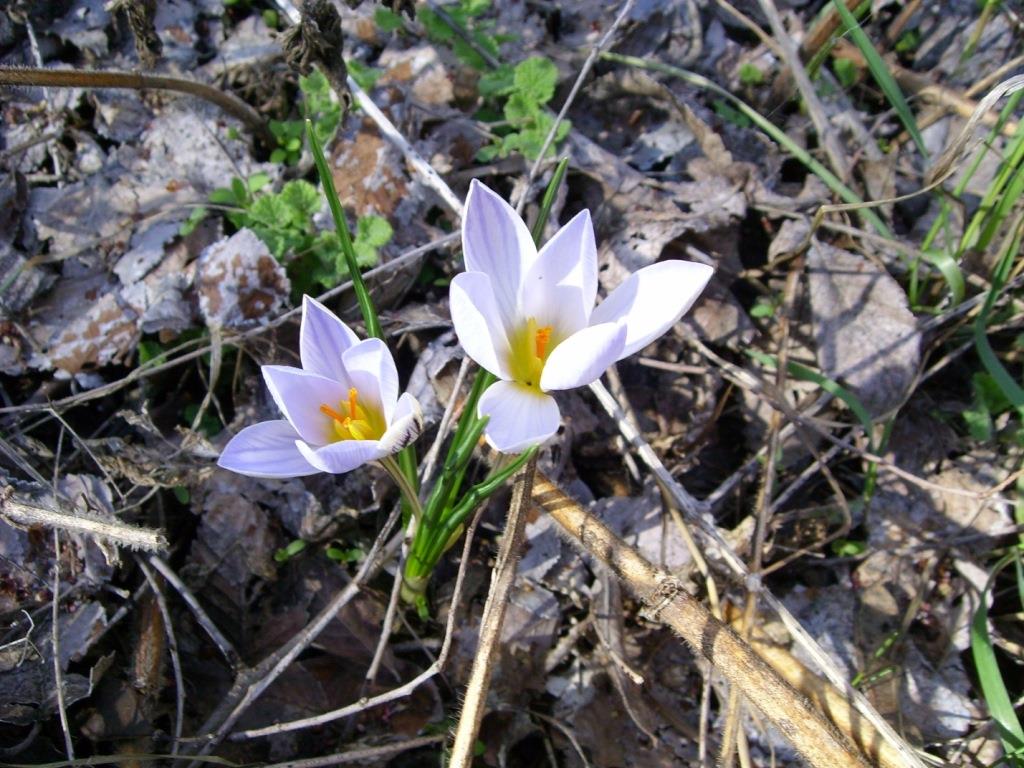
531 473 871 768
261 735 445 768
138 559 185 755
448 453 538 767
1 486 167 552
0 66 272 145
51 531 74 761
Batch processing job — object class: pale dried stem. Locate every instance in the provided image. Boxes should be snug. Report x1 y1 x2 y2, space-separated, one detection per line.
419 355 472 487
51 530 75 761
448 453 538 768
755 0 851 182
588 378 926 768
532 473 870 768
0 486 167 552
138 559 185 754
261 735 445 768
146 555 239 669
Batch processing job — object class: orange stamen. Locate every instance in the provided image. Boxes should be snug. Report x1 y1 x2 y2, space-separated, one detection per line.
347 387 358 418
534 326 553 360
320 403 345 423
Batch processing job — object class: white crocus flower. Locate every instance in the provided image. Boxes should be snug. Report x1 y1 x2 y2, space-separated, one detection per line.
450 180 713 453
217 296 422 478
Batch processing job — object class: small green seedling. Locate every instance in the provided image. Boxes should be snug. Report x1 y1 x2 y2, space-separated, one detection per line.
269 70 342 165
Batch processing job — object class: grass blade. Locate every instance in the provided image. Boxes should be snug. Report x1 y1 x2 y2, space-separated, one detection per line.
831 0 928 157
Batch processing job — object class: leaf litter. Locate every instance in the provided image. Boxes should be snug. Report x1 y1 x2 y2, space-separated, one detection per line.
1 0 1022 765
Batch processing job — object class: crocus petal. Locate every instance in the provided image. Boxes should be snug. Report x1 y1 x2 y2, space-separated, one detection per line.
540 322 626 391
217 420 320 478
462 179 537 328
520 209 596 336
263 365 349 444
478 380 560 453
300 296 359 381
296 439 384 474
342 338 398 421
450 271 513 379
377 392 424 454
589 260 714 359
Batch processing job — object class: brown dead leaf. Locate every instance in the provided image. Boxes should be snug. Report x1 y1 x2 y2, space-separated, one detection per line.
196 228 290 330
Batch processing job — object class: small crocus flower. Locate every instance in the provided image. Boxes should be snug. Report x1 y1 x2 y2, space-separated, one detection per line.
450 180 713 453
218 296 423 478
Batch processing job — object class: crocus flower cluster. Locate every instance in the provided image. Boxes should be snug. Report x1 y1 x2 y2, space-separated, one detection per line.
218 296 422 478
219 181 712 479
450 180 713 452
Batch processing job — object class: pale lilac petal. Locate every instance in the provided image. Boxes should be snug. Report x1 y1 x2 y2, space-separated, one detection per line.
263 365 348 444
217 420 320 478
520 209 596 336
296 439 384 474
477 380 560 453
450 271 513 379
462 179 537 328
540 322 626 391
589 260 714 359
342 338 398 421
300 296 359 381
377 392 423 454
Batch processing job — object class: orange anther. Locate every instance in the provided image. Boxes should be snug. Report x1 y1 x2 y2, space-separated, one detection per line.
320 404 345 423
347 387 358 417
534 326 553 360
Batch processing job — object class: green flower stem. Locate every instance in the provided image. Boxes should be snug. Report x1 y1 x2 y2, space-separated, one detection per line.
422 448 536 569
306 120 382 340
307 120 420 508
530 157 569 243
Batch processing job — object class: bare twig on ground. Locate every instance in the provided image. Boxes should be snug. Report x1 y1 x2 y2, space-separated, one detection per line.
588 376 926 768
51 530 74 761
262 735 445 768
532 472 872 768
138 559 184 755
0 67 272 145
0 486 167 552
448 453 537 767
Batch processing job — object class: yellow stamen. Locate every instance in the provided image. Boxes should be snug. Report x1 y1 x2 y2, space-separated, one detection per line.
534 325 553 360
319 387 387 442
347 387 358 419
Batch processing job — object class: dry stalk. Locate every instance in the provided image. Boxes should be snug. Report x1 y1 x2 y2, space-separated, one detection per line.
448 453 538 768
1 486 167 552
532 472 871 768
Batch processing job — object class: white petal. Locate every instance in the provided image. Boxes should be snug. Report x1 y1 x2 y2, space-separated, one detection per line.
450 272 513 379
342 338 398 421
301 295 359 381
296 439 384 474
462 179 537 328
262 365 348 444
520 209 596 336
377 392 424 454
217 420 319 478
477 380 560 453
540 322 626 391
590 260 714 359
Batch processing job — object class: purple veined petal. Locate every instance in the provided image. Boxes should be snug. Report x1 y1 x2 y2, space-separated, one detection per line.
477 380 560 453
217 420 320 478
589 260 714 360
450 271 514 380
262 365 349 445
519 209 596 336
462 179 537 328
296 438 385 474
540 322 626 391
342 338 398 422
377 392 424 454
300 295 360 381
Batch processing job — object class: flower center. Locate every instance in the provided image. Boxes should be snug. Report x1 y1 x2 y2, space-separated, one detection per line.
508 317 555 390
319 387 386 442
